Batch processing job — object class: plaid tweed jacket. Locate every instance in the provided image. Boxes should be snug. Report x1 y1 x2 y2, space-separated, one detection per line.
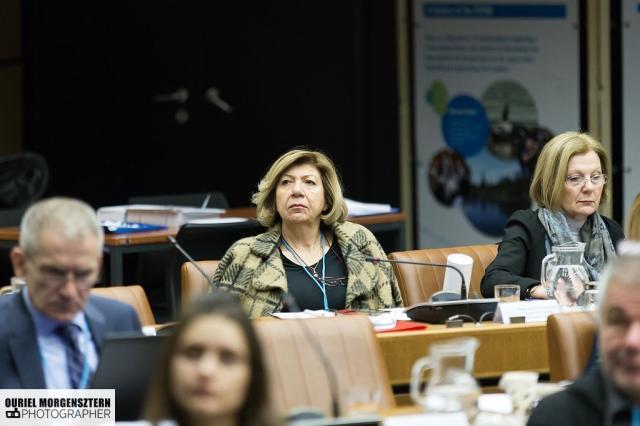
211 221 403 317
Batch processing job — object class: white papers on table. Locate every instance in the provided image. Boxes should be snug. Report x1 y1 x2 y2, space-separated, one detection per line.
379 307 411 321
271 310 336 319
273 308 409 329
369 314 397 331
345 198 395 216
187 217 248 224
97 204 224 227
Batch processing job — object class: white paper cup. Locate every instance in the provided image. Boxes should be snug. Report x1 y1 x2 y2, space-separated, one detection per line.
442 253 473 298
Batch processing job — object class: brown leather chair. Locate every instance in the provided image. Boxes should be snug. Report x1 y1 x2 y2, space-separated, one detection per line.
180 260 220 306
547 311 598 382
388 244 498 305
91 285 156 327
254 315 395 417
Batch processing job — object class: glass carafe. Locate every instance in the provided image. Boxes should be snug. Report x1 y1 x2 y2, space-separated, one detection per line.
577 281 599 310
410 337 480 418
540 242 589 308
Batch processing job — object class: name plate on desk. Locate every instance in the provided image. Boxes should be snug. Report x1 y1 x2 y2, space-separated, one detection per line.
494 300 559 324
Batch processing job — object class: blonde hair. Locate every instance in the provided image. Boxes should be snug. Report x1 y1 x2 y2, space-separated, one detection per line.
251 148 348 229
628 193 640 240
19 197 104 257
529 131 610 210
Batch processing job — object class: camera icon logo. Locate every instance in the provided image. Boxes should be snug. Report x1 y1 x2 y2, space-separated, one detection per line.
6 408 20 419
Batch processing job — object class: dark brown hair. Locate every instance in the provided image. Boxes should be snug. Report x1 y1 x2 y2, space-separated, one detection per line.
143 292 275 426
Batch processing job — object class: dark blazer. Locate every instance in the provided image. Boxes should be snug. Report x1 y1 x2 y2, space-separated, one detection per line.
480 209 625 298
527 366 622 426
0 292 141 389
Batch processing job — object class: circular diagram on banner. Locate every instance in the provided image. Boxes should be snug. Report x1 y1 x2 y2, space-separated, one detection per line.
441 95 489 157
427 149 470 207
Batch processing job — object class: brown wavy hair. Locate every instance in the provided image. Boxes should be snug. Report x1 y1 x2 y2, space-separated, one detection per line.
143 292 276 426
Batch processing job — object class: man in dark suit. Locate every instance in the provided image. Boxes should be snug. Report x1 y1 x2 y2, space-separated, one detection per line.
0 197 141 389
528 253 640 425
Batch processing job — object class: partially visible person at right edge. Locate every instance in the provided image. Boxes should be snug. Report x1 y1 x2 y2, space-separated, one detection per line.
628 192 640 241
527 255 640 425
481 131 625 300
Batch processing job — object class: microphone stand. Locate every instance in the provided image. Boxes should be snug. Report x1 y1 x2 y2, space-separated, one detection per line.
365 256 467 301
167 236 216 292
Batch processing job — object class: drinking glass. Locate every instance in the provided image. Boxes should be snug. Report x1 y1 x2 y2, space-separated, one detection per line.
494 285 520 303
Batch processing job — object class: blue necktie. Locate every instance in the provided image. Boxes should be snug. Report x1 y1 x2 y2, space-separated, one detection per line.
56 323 86 389
633 405 640 426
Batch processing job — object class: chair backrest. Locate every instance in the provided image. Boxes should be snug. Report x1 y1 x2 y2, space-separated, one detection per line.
0 152 49 208
166 220 264 318
547 311 598 382
254 315 395 418
0 207 29 290
128 191 229 209
388 244 498 305
91 285 156 326
180 260 220 305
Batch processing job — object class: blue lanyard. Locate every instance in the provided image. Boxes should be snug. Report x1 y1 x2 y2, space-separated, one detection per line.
281 233 329 310
632 405 640 426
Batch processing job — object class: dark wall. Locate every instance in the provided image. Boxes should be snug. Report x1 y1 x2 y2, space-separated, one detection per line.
21 1 399 209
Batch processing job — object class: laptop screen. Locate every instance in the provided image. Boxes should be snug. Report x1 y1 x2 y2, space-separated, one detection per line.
90 333 169 421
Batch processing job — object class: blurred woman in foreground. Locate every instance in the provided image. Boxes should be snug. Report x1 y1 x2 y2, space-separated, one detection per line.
144 292 275 426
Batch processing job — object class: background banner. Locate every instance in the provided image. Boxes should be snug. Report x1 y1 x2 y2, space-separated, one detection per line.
622 1 640 227
412 0 581 247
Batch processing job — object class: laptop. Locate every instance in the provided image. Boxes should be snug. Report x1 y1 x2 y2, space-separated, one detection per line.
90 333 169 421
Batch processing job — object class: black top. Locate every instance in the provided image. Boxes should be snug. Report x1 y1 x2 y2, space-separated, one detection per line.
480 209 625 299
281 240 348 311
527 366 631 426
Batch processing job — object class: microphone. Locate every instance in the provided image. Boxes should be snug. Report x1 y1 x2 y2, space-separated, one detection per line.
365 256 467 301
365 257 498 324
167 236 216 292
282 293 341 419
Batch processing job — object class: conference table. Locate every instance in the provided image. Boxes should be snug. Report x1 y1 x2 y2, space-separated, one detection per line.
0 208 406 285
377 321 548 402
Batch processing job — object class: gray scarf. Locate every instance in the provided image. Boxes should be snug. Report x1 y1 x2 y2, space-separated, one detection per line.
537 208 616 281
